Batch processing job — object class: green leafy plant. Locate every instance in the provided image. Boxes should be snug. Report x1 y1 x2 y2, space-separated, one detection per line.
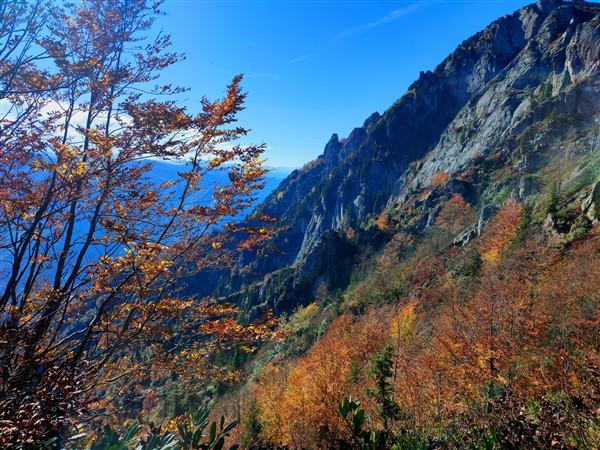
89 423 177 450
87 407 238 450
339 397 385 450
177 407 238 450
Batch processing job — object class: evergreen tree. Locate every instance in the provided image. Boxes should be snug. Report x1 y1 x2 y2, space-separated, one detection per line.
547 182 561 217
512 201 533 247
242 398 263 449
467 251 483 277
367 345 402 432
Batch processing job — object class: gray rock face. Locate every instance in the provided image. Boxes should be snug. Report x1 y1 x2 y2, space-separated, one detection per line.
398 1 600 199
582 181 600 220
478 205 499 235
227 229 358 318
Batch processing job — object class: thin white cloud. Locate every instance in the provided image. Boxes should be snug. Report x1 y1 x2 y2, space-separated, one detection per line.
285 2 423 65
40 101 132 139
286 49 321 65
333 2 423 41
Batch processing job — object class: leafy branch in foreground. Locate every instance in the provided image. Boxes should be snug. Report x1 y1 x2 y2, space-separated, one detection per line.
0 0 280 446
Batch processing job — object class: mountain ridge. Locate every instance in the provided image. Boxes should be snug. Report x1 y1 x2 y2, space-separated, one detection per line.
190 0 600 318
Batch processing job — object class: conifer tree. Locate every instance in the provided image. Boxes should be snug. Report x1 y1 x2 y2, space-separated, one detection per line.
547 182 561 217
367 345 402 432
242 398 263 449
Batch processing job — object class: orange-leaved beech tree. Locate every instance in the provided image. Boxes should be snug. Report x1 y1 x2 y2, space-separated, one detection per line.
435 194 477 235
479 198 523 263
251 311 389 449
0 0 278 446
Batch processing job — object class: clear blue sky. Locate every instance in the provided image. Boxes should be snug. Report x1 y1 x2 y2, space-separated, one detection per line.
158 0 530 168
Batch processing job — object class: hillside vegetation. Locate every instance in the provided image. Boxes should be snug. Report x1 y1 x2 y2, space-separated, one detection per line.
237 187 600 448
201 1 600 448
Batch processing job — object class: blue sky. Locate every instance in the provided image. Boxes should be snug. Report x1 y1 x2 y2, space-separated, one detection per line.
158 0 530 168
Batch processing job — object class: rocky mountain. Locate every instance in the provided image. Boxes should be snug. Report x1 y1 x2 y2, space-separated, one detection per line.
192 0 600 318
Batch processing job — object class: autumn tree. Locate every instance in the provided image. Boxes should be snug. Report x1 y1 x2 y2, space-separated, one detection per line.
479 198 522 262
376 210 391 231
0 0 277 446
428 171 449 188
250 362 287 447
435 194 477 235
0 0 54 130
389 300 418 389
251 312 387 449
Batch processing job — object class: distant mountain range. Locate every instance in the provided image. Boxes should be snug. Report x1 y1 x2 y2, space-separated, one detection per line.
149 160 292 209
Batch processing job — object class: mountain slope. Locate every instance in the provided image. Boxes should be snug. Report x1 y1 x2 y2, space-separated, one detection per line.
197 2 600 448
191 0 600 319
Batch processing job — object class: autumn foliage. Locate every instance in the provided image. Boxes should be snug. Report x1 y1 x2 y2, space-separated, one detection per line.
479 198 523 262
0 0 277 445
435 194 477 234
428 171 450 188
246 202 600 448
253 312 388 448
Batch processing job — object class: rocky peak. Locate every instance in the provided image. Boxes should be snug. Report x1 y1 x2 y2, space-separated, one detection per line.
363 112 381 130
399 0 600 199
536 0 564 13
322 133 342 166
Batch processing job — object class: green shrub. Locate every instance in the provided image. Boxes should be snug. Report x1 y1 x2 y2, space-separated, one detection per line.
88 407 238 450
562 214 592 244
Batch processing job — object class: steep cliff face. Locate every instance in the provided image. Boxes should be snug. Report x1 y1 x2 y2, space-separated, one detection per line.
198 0 600 316
398 0 600 200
